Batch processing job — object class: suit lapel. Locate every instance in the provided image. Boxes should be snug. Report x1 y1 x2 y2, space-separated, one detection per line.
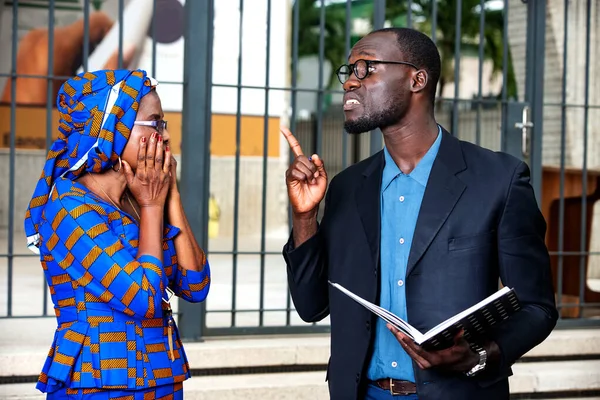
406 130 467 277
355 152 384 272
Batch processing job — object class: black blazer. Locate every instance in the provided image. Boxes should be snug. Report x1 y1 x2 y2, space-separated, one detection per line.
283 129 558 400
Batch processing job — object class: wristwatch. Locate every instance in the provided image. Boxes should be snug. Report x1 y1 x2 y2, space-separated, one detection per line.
465 343 487 377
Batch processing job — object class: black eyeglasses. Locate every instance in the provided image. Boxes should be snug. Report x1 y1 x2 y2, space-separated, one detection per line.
134 119 168 133
336 59 419 84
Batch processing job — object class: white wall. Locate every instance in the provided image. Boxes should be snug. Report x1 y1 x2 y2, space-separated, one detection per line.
210 0 289 117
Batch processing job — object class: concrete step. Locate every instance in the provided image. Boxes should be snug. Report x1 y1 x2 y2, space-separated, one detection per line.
0 329 598 399
1 361 599 400
3 328 597 377
510 359 600 395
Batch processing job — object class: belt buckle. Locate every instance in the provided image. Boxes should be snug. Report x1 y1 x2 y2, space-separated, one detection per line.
389 378 410 396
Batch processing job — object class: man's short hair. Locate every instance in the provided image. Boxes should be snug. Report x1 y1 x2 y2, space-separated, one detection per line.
372 27 441 105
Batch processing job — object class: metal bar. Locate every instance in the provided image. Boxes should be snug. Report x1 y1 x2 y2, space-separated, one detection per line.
46 0 55 166
83 0 90 72
287 0 300 327
178 0 214 340
213 84 343 93
556 318 600 329
202 325 331 337
43 0 56 317
0 73 75 79
407 0 412 29
431 0 437 45
556 0 570 317
0 245 540 256
258 0 272 327
7 0 19 317
290 2 299 136
152 0 157 77
234 85 600 101
550 251 600 256
202 302 597 313
208 308 312 313
476 0 485 146
49 249 586 256
342 0 351 169
502 0 508 103
372 5 385 72
231 0 245 327
315 0 325 156
451 0 462 136
436 97 508 105
118 0 124 69
0 73 184 83
7 75 596 102
578 0 592 312
527 0 546 202
542 103 600 109
553 302 600 308
499 0 509 159
370 0 385 154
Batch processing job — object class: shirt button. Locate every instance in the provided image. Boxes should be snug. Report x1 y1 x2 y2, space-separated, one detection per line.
397 280 404 287
399 238 405 244
399 196 405 202
391 361 398 368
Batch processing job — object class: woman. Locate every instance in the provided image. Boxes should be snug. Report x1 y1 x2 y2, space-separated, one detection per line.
24 69 211 399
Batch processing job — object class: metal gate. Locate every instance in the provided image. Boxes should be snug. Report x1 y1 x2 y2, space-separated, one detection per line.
0 0 598 342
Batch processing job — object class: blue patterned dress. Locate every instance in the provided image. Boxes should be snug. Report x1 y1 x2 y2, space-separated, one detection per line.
36 177 211 398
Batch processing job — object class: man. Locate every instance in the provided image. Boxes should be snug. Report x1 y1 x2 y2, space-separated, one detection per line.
281 27 558 400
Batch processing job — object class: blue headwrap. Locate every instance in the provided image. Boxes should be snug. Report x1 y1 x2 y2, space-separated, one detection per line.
24 69 157 253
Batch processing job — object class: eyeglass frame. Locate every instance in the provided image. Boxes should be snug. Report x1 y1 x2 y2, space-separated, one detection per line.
335 59 419 84
133 119 168 133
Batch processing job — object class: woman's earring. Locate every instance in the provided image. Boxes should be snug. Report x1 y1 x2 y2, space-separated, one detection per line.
112 156 122 172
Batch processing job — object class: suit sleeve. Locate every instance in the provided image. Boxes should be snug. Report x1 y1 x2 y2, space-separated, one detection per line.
492 161 558 370
282 180 334 323
42 193 169 320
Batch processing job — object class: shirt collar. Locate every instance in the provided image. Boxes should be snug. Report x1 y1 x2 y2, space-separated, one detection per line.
382 125 442 191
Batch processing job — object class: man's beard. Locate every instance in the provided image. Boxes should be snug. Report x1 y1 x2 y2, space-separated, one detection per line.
344 103 402 134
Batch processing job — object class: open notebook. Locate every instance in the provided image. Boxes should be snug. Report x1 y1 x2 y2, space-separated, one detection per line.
329 281 521 350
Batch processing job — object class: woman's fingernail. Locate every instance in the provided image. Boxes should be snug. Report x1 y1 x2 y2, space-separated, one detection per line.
166 145 170 152
158 136 163 142
141 137 146 143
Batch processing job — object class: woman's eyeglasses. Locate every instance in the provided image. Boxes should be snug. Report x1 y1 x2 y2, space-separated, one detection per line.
134 120 168 133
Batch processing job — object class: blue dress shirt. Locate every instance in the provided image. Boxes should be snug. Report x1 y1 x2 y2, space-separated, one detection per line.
366 127 442 382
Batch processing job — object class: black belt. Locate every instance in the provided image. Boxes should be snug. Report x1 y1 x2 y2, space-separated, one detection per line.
373 378 417 396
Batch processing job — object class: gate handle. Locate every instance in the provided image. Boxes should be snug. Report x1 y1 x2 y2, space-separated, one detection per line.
515 105 534 157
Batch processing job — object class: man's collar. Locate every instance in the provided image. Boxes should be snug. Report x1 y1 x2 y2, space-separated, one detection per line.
381 125 442 190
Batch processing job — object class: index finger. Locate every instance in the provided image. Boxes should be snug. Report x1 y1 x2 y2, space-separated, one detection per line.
281 127 304 157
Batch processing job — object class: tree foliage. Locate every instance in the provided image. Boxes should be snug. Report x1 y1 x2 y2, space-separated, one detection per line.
296 0 517 99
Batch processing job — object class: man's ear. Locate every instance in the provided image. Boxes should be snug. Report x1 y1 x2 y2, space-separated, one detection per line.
411 70 428 93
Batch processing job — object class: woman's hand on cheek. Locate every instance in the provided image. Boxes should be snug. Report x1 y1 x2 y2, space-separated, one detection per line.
122 132 171 209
